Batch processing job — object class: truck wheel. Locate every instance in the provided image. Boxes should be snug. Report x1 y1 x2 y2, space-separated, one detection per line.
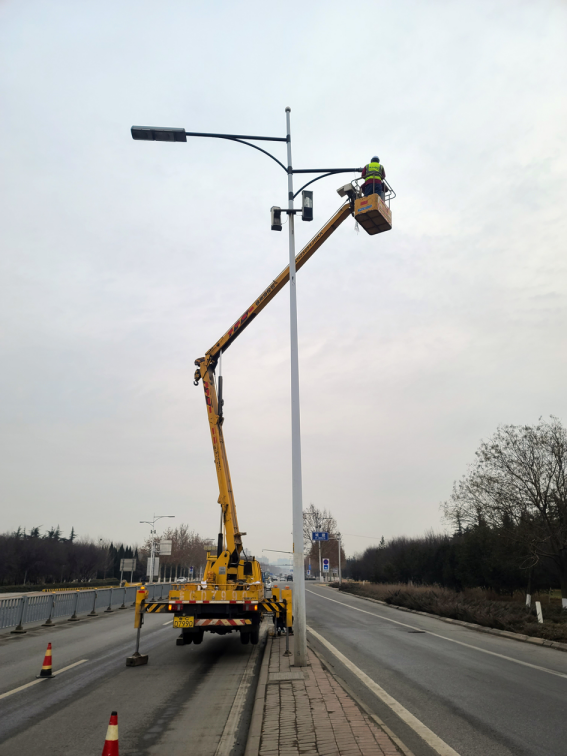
250 626 260 645
240 631 250 645
193 630 204 645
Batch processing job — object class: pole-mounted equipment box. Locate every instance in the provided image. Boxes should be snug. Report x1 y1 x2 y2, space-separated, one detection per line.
271 206 282 231
301 191 313 222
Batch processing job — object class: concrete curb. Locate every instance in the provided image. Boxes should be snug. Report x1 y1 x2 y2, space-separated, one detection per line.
244 630 272 756
336 588 567 653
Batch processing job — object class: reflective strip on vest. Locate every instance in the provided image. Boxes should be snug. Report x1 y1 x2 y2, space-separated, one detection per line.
365 162 383 182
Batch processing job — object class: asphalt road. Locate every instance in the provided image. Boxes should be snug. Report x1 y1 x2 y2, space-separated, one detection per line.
0 606 263 755
306 585 567 756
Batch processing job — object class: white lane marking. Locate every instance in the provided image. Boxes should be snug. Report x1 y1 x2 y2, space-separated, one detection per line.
0 659 88 700
307 589 567 681
308 626 460 756
52 660 88 676
163 620 173 625
214 626 264 756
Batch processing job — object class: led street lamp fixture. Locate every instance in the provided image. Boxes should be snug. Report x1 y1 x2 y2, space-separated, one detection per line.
131 126 187 142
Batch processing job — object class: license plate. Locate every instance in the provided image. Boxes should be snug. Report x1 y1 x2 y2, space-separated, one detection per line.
173 616 194 628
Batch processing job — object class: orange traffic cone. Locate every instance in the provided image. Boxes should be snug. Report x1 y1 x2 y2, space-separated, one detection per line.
101 711 119 756
37 642 53 678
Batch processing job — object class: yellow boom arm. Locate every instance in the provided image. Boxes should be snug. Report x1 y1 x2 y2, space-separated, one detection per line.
194 201 353 562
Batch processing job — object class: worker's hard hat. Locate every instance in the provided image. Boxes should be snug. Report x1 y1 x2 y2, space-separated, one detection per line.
371 156 380 162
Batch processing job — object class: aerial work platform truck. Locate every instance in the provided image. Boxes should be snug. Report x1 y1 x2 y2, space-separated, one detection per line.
128 179 393 658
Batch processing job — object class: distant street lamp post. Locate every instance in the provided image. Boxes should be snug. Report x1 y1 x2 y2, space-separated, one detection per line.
329 537 342 585
307 516 333 582
131 113 360 666
140 514 175 583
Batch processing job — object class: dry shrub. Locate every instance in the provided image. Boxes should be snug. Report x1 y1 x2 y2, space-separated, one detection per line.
339 583 567 643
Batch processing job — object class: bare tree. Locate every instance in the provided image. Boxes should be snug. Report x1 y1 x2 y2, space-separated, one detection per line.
303 504 344 576
443 417 567 603
303 504 338 549
150 525 209 580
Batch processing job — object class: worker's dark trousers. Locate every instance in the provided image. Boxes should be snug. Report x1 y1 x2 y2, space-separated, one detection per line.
362 182 385 200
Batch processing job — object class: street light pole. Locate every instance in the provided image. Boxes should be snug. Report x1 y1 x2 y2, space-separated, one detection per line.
149 536 156 583
140 514 175 583
285 107 307 668
131 115 363 667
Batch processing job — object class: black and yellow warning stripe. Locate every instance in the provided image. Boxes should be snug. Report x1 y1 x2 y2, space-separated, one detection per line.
144 600 286 614
260 601 287 613
145 603 168 613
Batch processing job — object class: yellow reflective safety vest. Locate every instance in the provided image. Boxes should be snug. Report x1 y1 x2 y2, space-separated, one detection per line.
365 161 384 182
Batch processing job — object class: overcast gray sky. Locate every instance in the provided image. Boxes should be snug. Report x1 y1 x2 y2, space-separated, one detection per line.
1 0 566 559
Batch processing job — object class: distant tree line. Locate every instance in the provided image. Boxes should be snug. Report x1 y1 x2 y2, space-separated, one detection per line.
348 417 567 598
0 526 141 586
345 527 558 594
0 523 215 586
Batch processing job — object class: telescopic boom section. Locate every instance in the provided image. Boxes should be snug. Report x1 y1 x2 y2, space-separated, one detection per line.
194 202 353 558
200 365 243 561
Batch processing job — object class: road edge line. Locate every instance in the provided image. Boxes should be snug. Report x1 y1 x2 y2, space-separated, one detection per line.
307 625 461 756
244 624 272 756
308 642 416 756
330 588 567 653
308 589 567 679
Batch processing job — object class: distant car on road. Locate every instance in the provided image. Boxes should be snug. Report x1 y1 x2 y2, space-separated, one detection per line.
286 575 293 581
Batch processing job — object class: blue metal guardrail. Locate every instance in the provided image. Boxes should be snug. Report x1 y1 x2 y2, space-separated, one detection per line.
0 584 174 632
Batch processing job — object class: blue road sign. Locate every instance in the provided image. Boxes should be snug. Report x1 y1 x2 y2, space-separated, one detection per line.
312 531 329 541
322 558 330 571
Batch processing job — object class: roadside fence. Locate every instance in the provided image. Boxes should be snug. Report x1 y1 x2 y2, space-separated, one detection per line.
0 583 173 632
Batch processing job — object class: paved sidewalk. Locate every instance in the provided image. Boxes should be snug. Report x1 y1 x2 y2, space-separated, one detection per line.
256 634 400 756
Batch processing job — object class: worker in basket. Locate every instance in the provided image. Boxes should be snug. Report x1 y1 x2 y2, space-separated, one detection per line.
361 156 386 200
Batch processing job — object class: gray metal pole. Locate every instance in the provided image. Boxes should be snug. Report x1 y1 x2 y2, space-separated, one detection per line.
149 522 155 583
286 106 306 667
338 538 342 585
68 591 80 621
89 590 98 616
43 593 56 626
105 587 114 613
319 541 322 582
11 595 28 634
